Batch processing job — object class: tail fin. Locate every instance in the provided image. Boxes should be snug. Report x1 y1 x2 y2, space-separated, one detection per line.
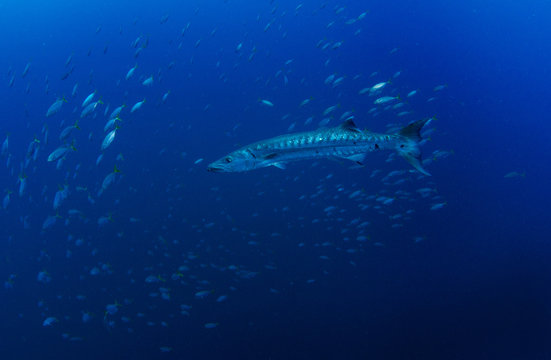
397 118 432 176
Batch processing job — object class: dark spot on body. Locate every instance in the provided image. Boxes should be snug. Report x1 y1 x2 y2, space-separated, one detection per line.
246 149 256 158
375 144 379 149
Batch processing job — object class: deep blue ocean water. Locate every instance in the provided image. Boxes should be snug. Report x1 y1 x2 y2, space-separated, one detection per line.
1 0 550 359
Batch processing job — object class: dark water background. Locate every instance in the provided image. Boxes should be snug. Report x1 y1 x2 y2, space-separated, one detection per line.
0 0 550 358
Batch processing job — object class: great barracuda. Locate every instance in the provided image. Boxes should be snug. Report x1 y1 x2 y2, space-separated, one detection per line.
207 118 431 175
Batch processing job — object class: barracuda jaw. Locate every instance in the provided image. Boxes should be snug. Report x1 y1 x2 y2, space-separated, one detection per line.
207 165 224 173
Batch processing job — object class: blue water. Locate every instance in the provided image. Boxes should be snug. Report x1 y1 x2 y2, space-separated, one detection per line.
1 0 550 358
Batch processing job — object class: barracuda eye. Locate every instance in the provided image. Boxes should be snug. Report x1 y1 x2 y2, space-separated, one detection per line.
225 157 232 163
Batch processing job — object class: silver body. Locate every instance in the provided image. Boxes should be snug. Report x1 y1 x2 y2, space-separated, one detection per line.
208 119 431 175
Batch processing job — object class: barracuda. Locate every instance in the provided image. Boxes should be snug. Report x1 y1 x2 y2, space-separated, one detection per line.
207 118 431 175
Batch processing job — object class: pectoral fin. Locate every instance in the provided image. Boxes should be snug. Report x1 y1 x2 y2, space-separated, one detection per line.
340 153 366 165
271 162 287 169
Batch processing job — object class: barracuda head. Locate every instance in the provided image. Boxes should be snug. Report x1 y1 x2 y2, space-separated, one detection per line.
207 148 257 173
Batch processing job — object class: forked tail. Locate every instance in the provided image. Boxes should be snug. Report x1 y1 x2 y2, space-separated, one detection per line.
397 118 432 176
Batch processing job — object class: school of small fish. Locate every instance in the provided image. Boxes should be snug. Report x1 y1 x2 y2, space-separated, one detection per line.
0 2 461 354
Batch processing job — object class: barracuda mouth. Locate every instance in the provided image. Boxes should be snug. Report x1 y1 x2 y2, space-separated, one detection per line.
207 165 223 172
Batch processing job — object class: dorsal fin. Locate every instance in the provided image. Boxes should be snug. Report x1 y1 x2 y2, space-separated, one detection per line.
339 119 361 133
